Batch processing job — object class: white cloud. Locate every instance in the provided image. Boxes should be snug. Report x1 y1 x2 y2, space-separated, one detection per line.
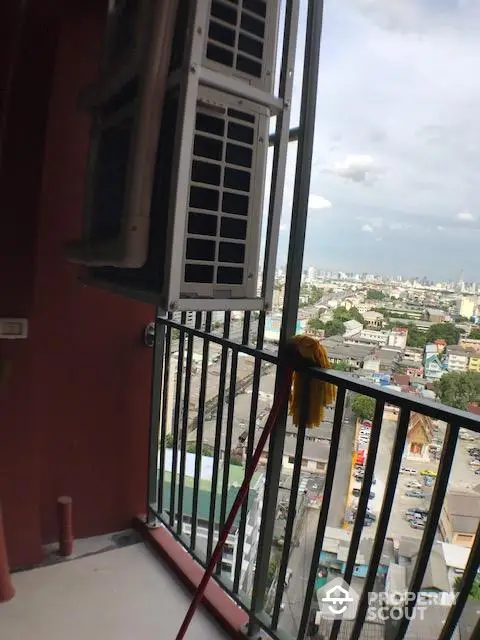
388 221 411 231
357 216 383 229
293 0 480 279
457 211 475 222
308 194 332 209
331 154 382 183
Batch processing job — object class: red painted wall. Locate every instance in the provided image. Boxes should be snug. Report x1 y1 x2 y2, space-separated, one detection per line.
0 1 153 568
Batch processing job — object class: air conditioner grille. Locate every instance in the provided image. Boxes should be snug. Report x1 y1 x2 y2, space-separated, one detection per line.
206 0 268 82
183 98 262 289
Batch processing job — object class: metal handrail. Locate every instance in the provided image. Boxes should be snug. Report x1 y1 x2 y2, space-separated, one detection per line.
149 310 480 640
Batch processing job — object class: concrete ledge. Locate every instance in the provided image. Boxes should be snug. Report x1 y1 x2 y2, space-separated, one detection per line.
133 516 249 639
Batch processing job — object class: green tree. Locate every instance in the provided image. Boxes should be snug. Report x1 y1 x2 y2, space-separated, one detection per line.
426 322 462 345
332 306 365 324
366 289 385 300
469 328 480 340
165 433 174 448
333 361 349 371
308 317 325 331
351 395 376 421
324 319 345 337
454 577 480 600
434 371 480 410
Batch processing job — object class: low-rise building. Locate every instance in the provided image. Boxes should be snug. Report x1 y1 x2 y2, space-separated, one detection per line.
343 319 363 337
362 310 384 329
258 432 330 474
377 347 403 371
459 336 480 353
388 327 408 349
359 329 389 345
404 412 434 461
468 355 480 372
426 308 447 323
446 345 471 373
424 344 447 381
440 485 480 548
404 346 424 363
398 540 451 598
162 455 263 588
322 335 374 369
363 355 381 373
401 359 424 377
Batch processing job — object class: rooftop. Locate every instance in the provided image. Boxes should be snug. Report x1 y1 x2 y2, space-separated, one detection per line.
407 549 450 592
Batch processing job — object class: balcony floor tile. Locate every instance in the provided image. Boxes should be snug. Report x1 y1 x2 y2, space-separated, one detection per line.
1 543 228 640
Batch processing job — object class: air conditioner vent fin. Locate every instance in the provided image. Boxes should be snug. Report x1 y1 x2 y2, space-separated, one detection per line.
205 0 269 84
183 91 262 290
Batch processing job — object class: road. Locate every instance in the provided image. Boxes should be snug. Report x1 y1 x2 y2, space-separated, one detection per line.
277 408 355 638
280 507 319 636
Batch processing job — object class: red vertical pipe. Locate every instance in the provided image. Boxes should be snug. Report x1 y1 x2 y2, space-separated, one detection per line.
57 496 73 557
0 502 15 602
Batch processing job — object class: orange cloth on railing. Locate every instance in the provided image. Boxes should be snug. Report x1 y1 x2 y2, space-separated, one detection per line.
288 335 336 428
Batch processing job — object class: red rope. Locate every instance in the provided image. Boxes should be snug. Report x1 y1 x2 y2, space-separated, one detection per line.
175 367 294 640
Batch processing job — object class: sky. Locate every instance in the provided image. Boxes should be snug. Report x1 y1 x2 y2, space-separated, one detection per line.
274 0 480 281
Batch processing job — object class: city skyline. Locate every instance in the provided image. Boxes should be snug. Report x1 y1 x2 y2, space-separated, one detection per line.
273 0 480 282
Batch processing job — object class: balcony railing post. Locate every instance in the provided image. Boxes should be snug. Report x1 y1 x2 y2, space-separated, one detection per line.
249 0 325 633
146 311 166 524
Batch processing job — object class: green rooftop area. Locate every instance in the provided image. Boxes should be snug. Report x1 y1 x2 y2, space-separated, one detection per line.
162 464 261 526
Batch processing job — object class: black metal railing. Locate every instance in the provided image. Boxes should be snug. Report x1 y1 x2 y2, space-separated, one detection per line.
147 310 480 640
142 0 480 636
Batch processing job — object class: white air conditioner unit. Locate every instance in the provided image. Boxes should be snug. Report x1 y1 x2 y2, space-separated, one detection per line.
170 0 279 92
65 0 179 268
166 87 269 308
77 0 295 313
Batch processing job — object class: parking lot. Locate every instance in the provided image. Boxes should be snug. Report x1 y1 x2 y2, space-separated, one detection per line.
345 418 480 541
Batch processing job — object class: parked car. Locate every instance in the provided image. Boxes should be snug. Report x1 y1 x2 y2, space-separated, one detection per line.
420 469 437 477
475 469 480 475
405 491 425 498
406 481 423 489
355 475 377 485
470 460 480 467
410 521 425 530
400 467 417 475
352 488 375 499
